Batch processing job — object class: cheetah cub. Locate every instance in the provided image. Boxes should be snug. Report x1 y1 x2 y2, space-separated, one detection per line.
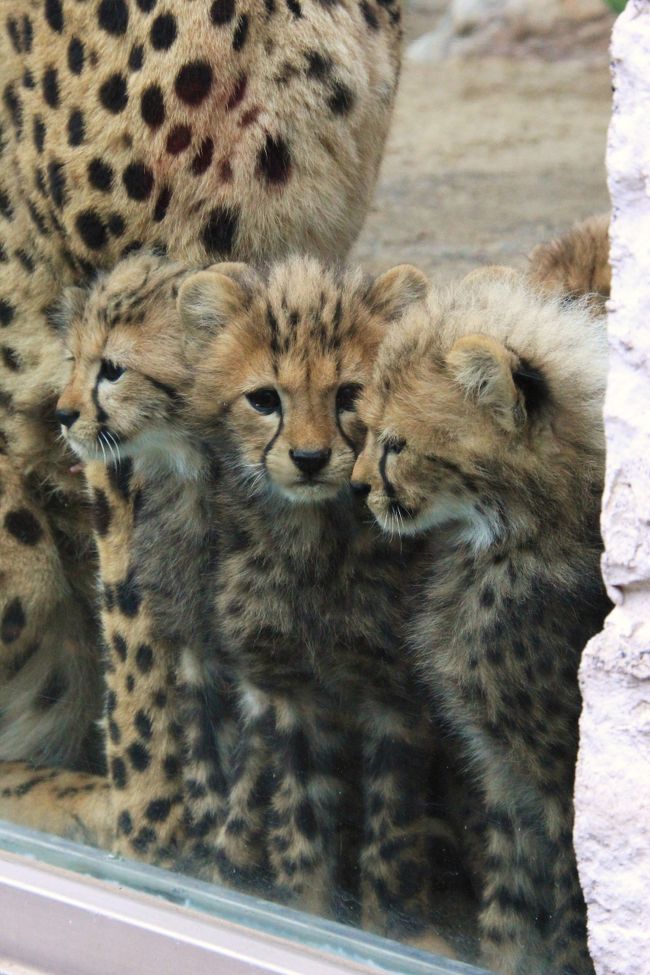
177 257 462 941
56 253 215 649
56 253 238 862
352 267 611 975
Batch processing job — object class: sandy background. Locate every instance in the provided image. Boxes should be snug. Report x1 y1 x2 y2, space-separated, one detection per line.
352 1 614 284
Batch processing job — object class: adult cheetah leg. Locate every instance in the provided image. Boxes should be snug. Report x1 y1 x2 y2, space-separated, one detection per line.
86 462 186 867
264 699 346 917
359 704 457 957
0 762 112 848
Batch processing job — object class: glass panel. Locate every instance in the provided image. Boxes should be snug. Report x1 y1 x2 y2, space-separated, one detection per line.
0 1 614 973
0 821 487 975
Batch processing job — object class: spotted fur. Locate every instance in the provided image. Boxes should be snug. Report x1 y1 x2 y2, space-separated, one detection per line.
353 268 611 975
0 0 402 768
527 213 610 313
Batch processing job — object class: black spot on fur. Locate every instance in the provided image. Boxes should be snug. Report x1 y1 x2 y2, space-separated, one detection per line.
98 0 128 35
328 81 355 115
111 757 128 788
116 569 141 617
146 798 171 822
68 38 85 74
135 710 153 740
112 633 128 662
135 643 154 674
118 810 133 835
256 134 292 185
1 598 26 644
127 741 151 771
286 0 302 15
33 116 45 153
0 300 15 326
174 61 213 106
232 14 249 50
88 158 114 192
153 186 172 222
108 458 133 498
3 85 23 137
108 212 126 237
150 13 176 49
68 108 85 146
141 85 165 128
92 488 111 535
5 508 43 545
123 162 154 200
99 74 128 113
47 160 67 208
42 67 60 108
76 209 108 249
45 0 64 33
211 0 235 23
360 0 379 29
0 344 20 371
201 206 238 255
191 138 214 176
129 44 144 71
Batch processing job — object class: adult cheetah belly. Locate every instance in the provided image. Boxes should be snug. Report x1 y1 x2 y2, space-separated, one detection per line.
1 0 400 271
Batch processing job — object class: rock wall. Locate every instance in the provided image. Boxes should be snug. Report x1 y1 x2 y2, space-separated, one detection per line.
574 4 650 975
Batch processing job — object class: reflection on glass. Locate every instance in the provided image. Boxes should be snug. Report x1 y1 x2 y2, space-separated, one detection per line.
0 3 613 974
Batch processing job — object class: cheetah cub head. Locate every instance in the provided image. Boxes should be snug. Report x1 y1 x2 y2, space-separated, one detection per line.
352 267 607 547
179 256 427 504
55 254 198 476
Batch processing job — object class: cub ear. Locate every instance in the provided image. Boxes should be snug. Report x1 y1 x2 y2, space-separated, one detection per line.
177 263 252 331
460 265 523 288
446 334 525 432
53 285 88 333
366 264 429 322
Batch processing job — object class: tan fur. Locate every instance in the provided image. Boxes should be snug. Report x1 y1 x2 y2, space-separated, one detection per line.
0 254 469 957
528 213 611 312
0 0 401 768
353 270 610 974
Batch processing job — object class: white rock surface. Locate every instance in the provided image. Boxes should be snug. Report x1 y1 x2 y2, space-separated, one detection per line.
575 4 650 974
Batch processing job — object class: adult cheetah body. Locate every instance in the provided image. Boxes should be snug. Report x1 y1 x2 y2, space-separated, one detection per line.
0 0 402 766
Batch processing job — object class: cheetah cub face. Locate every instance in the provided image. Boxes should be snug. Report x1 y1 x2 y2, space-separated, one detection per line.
55 254 197 476
352 267 606 546
179 256 428 504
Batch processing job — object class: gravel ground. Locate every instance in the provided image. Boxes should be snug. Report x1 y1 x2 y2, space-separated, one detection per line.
352 9 613 284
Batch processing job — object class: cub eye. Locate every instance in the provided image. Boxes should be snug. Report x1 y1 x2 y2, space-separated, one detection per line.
246 388 281 415
99 359 125 383
386 437 406 455
336 383 362 413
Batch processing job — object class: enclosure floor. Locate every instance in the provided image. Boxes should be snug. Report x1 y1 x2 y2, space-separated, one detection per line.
353 44 612 283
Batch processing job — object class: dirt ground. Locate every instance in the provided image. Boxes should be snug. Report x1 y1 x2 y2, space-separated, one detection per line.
352 5 613 285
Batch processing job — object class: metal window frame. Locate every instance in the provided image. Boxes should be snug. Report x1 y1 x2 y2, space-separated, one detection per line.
0 821 488 975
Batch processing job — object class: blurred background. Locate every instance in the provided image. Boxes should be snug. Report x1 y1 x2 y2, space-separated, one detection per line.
353 0 616 282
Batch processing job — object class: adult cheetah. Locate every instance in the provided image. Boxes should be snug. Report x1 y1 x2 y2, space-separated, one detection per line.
0 0 402 767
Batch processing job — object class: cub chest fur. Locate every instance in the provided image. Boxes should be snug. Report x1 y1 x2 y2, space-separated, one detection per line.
216 496 415 697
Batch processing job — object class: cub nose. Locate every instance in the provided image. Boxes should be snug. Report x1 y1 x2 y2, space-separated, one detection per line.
350 481 371 498
289 448 331 476
56 408 80 429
